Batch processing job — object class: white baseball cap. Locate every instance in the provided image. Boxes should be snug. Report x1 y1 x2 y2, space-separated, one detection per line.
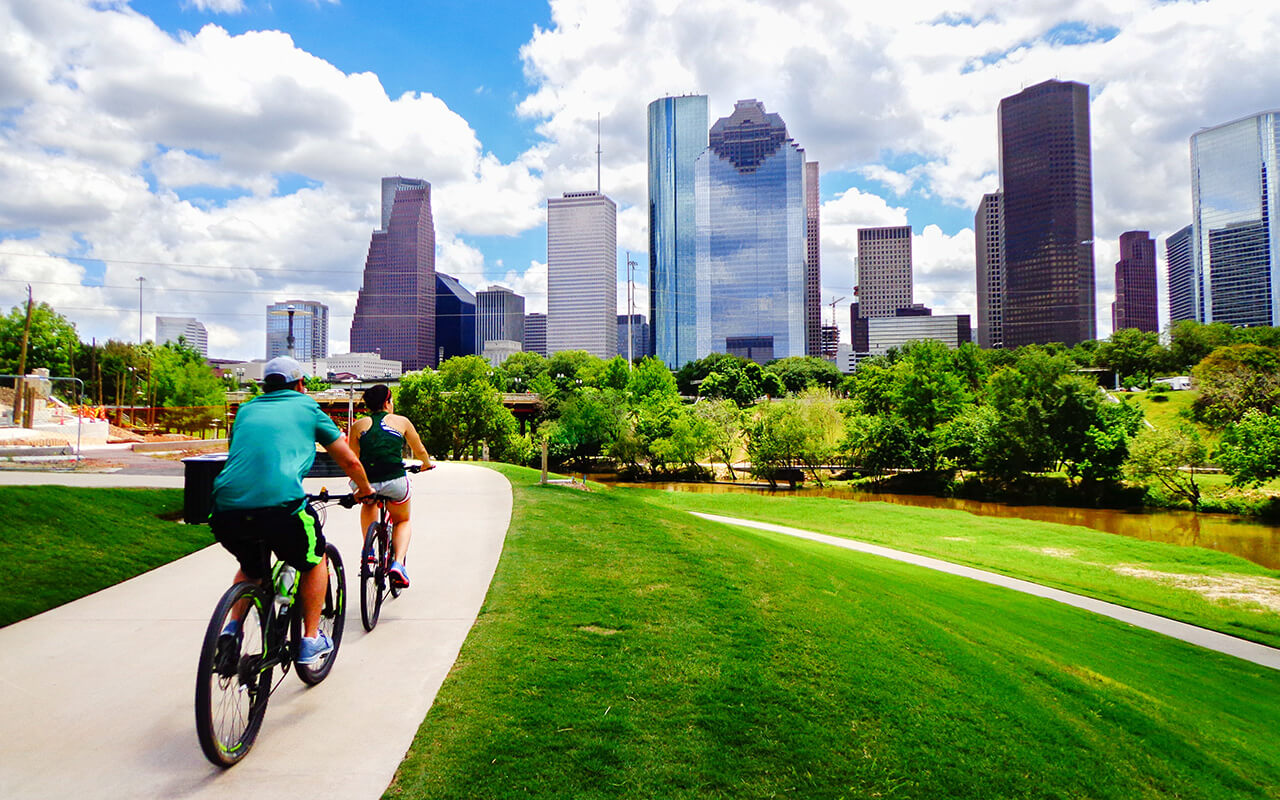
263 356 306 382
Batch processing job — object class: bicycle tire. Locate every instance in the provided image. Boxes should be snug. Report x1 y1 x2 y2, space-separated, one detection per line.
360 521 387 631
294 543 346 685
195 581 273 768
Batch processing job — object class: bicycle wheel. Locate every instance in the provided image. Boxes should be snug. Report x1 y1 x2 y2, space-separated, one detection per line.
195 581 273 768
360 521 387 631
295 543 346 685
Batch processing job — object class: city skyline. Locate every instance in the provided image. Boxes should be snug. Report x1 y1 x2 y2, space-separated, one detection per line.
1 1 1277 360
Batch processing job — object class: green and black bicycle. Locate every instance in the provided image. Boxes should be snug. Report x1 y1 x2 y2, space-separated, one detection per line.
194 490 352 768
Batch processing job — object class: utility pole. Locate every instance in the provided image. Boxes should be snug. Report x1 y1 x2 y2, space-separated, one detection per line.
136 276 146 343
626 251 637 367
13 284 33 424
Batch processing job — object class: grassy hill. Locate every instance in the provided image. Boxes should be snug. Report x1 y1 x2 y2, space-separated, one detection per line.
390 466 1280 799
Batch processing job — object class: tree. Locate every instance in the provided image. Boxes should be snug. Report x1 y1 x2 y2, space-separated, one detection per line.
1191 344 1280 427
626 357 678 403
694 398 746 480
1217 410 1280 487
1167 320 1236 372
747 400 808 487
791 388 844 485
1124 423 1207 508
150 341 225 408
763 356 843 394
0 301 81 379
1070 400 1144 484
1093 328 1166 386
550 388 622 467
674 352 744 395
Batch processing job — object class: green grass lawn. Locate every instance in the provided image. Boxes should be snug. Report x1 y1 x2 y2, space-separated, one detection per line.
0 486 210 626
389 465 1280 799
639 489 1280 649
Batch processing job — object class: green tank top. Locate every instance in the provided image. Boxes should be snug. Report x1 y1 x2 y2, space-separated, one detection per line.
359 412 407 482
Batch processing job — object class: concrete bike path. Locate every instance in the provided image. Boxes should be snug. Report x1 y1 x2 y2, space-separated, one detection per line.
693 512 1280 672
0 462 512 800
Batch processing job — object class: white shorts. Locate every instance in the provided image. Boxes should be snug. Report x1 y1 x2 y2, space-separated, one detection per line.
351 475 411 505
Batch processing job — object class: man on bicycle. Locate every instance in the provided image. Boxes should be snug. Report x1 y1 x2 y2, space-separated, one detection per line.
347 383 432 589
210 356 375 665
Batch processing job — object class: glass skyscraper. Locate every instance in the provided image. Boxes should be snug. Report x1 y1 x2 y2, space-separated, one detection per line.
350 177 436 371
998 80 1096 347
648 95 708 368
435 272 476 362
1165 224 1196 323
694 99 806 364
1191 111 1280 327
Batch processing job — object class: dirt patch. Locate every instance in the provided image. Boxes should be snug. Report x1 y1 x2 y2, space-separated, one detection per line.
1040 547 1077 559
1112 565 1280 613
577 625 621 636
941 536 970 542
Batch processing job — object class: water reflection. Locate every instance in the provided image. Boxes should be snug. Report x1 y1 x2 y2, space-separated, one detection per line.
613 480 1280 570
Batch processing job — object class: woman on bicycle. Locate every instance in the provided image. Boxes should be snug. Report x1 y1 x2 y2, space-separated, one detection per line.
348 384 432 588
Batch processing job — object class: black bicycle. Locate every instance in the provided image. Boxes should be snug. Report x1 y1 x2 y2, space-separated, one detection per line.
194 491 355 768
361 461 425 631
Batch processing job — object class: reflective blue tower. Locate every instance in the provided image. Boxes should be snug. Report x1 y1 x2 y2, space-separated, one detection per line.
1191 110 1280 327
648 95 708 368
694 99 807 363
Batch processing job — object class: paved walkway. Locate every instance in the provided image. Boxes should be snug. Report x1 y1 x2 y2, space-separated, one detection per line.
693 512 1280 672
0 462 512 799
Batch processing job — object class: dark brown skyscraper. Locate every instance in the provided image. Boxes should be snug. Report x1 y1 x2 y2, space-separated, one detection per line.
1112 231 1158 333
998 80 1096 347
350 177 436 371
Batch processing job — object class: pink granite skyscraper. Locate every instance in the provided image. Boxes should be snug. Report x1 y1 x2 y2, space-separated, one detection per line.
1112 230 1158 333
350 177 436 371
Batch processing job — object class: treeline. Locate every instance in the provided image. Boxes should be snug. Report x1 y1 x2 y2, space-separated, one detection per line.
392 322 1280 509
0 301 225 410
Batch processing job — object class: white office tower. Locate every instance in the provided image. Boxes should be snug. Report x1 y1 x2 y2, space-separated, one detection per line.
155 316 208 357
546 191 618 359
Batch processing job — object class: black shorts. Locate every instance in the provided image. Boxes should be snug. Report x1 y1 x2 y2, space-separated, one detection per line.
210 502 326 579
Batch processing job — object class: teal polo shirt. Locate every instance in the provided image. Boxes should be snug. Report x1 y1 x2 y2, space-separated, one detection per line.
211 389 342 512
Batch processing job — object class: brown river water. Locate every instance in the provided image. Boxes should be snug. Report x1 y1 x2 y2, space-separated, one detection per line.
607 480 1280 571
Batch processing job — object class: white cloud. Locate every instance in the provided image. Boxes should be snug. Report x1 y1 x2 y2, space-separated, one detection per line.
0 0 546 358
3 0 1278 362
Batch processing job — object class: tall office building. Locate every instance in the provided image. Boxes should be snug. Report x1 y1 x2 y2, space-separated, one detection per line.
350 177 436 370
998 79 1096 347
156 316 208 357
475 286 525 351
546 191 618 359
648 94 708 368
435 273 476 362
856 226 913 319
524 313 547 357
1112 231 1158 333
617 314 651 361
1191 110 1280 327
974 192 1005 348
804 161 822 356
694 99 807 364
1166 224 1196 323
266 300 328 361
